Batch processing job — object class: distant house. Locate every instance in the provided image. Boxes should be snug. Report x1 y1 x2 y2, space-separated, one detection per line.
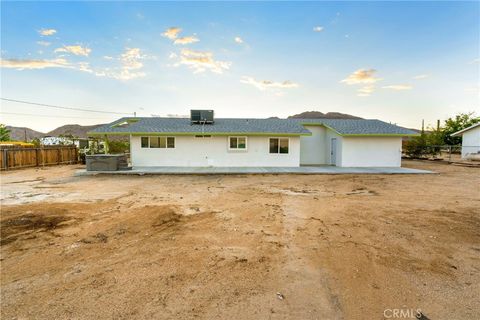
89 110 417 168
451 123 480 159
40 136 89 149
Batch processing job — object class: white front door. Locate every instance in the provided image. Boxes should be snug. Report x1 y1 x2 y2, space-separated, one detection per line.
330 138 337 165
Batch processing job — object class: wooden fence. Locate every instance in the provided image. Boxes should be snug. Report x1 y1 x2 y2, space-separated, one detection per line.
0 146 78 170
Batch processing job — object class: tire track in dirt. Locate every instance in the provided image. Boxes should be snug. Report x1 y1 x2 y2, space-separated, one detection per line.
266 187 343 319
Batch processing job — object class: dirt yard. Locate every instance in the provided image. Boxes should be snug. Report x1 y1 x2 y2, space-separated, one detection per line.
1 161 479 319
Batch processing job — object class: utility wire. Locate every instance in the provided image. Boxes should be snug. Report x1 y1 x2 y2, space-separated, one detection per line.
0 111 115 120
1 98 134 115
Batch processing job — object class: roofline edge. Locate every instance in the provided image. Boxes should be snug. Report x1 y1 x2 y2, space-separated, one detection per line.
87 131 312 137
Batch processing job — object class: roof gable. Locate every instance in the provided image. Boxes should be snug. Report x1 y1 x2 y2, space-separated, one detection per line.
451 122 480 137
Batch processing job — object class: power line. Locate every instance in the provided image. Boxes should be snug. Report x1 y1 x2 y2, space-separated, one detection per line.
0 111 115 120
1 98 134 115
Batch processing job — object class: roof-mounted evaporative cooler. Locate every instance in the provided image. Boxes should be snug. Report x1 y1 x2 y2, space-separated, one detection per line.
191 110 214 124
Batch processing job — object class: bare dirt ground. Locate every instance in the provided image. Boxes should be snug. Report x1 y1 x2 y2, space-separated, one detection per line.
1 160 479 320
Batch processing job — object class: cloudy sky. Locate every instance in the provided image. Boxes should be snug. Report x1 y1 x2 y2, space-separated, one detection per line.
1 1 479 132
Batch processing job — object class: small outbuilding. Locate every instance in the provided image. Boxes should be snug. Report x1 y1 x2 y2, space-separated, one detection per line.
451 123 480 159
89 110 417 168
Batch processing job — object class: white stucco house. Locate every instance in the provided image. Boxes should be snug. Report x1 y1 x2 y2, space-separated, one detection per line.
451 122 480 159
89 110 417 168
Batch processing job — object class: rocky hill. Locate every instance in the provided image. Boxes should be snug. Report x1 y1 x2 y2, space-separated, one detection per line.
46 124 105 139
6 126 44 141
6 124 106 141
288 111 363 119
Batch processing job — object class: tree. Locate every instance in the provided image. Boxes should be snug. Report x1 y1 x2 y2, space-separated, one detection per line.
31 138 41 147
442 112 480 145
0 124 11 141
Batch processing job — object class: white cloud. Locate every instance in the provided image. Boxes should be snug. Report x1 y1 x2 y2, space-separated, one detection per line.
1 47 148 81
174 36 199 45
54 45 91 56
37 41 51 47
341 69 382 97
162 27 182 40
174 49 231 74
79 48 148 80
109 47 146 80
357 85 375 97
120 48 144 70
382 84 413 91
76 48 147 81
162 27 198 45
240 76 299 91
0 57 105 78
76 62 94 74
413 74 428 80
38 28 56 36
341 69 382 85
313 26 324 32
469 58 480 64
0 58 70 70
234 37 244 44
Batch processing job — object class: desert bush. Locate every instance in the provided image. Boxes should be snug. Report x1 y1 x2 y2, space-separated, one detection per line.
107 140 130 154
404 131 442 158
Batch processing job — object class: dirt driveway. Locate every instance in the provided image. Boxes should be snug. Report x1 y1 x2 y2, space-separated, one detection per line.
1 161 479 319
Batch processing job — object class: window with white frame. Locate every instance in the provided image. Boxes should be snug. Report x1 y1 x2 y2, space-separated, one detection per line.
140 137 175 148
269 138 289 154
229 136 247 150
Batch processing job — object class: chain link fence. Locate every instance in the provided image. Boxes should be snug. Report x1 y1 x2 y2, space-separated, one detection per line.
402 145 480 163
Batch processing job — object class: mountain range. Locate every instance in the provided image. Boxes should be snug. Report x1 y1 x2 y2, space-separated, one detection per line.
6 124 105 141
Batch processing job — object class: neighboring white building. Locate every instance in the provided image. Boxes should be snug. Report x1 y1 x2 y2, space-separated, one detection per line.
89 110 417 168
40 136 89 148
451 123 480 159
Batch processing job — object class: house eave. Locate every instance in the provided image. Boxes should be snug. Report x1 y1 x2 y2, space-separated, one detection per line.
87 131 312 137
450 123 480 137
341 133 420 137
299 123 418 137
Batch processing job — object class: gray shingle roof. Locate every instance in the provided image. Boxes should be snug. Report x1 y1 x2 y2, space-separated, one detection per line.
295 119 417 135
89 118 311 135
89 117 417 136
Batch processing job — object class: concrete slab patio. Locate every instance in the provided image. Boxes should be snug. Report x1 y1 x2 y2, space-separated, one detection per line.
75 166 433 176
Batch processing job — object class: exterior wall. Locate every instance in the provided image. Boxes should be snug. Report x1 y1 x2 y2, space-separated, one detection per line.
300 126 327 165
299 126 343 166
340 136 402 167
130 135 301 167
461 126 480 158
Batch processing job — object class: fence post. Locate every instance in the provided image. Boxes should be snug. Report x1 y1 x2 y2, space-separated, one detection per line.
2 149 8 170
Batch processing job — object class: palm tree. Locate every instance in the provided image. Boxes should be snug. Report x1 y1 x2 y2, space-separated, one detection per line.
0 124 11 141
